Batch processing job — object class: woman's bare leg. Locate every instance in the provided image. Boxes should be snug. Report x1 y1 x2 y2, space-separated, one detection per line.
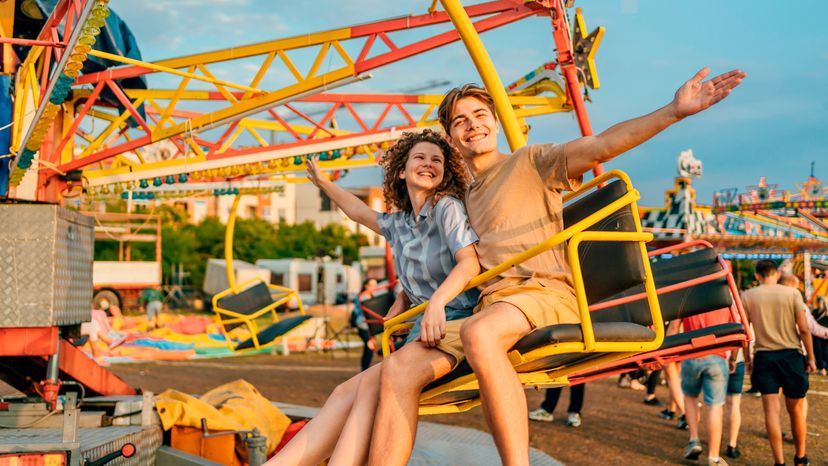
328 365 382 465
265 368 368 466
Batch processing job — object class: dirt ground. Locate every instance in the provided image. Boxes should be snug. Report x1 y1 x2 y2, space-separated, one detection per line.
86 351 828 465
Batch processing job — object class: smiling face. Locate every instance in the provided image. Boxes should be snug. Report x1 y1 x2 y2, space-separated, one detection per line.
399 141 445 194
447 96 500 159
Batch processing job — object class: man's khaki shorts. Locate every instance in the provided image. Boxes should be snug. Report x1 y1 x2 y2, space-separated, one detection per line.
434 278 579 368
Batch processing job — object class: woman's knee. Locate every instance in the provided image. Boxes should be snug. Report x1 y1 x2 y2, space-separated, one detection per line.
355 364 382 396
330 372 362 402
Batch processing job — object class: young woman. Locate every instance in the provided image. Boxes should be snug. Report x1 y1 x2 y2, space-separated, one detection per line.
266 129 480 466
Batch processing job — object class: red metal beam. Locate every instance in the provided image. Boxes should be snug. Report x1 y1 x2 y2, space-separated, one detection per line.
548 0 602 177
57 339 137 396
0 37 66 48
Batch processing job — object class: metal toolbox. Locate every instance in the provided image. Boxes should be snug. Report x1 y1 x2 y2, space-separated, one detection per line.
0 204 94 327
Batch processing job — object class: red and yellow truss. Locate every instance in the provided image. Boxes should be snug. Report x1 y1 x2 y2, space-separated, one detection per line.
6 0 604 203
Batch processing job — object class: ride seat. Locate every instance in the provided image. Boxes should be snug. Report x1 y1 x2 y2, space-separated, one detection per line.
214 280 311 351
423 179 657 392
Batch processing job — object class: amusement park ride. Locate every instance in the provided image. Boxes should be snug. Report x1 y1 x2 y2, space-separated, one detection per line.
0 0 798 464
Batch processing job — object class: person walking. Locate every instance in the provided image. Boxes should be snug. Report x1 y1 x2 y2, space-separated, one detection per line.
742 261 816 466
723 348 746 459
668 307 736 466
528 384 585 427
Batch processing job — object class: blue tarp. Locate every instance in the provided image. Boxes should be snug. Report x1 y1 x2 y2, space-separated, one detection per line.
15 1 147 126
0 76 10 196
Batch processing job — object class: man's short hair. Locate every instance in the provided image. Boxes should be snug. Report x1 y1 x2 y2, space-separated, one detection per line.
755 259 778 278
438 84 496 133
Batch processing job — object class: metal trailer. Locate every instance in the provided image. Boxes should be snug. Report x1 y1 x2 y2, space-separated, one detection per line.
0 204 261 466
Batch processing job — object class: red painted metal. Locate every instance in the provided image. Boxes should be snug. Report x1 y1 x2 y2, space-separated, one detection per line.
56 339 137 396
75 1 533 86
105 80 153 134
0 37 65 48
0 328 59 356
57 4 539 173
355 7 536 73
547 0 603 177
568 334 746 386
59 135 151 172
53 81 106 160
648 239 715 257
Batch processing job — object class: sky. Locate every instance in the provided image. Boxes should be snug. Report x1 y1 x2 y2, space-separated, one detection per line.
109 0 828 206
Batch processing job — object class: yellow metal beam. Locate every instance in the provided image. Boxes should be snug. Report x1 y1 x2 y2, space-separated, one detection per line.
88 49 262 94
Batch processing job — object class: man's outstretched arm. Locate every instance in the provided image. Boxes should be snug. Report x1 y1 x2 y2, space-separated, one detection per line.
565 68 746 178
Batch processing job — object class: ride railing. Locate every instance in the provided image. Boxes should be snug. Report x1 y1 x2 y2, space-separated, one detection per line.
380 170 666 414
567 240 751 386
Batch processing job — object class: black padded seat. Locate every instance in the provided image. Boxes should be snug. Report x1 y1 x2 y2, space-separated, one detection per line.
423 323 655 392
512 322 655 353
235 315 312 350
592 248 733 327
360 291 397 335
563 180 646 304
217 281 275 331
421 180 652 394
659 322 744 351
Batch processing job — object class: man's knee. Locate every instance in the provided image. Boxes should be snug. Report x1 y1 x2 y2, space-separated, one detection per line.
459 317 490 357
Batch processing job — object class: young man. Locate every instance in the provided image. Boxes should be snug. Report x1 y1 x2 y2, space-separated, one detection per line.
668 308 737 466
367 67 744 466
742 261 816 466
139 286 164 329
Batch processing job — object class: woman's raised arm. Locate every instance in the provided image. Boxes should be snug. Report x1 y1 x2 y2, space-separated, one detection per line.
307 157 382 234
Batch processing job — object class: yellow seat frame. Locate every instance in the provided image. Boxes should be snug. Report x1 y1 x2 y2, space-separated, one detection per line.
212 195 307 352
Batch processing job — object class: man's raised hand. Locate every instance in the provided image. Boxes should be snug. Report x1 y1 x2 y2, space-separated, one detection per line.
671 67 746 119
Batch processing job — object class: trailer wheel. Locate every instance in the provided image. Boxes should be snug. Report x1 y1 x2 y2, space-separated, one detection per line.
93 289 121 315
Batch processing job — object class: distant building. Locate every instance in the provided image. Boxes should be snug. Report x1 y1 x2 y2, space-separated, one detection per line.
163 183 385 247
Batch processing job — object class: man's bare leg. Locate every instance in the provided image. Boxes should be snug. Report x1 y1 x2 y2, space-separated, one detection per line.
665 362 685 416
705 403 724 460
684 395 701 442
265 367 370 466
785 396 808 459
761 394 785 464
328 365 382 465
460 303 533 466
726 394 741 449
367 341 455 466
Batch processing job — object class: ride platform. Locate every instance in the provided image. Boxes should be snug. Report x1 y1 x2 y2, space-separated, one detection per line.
275 403 563 466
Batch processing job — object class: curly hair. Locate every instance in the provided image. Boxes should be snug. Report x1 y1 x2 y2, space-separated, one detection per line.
380 129 469 213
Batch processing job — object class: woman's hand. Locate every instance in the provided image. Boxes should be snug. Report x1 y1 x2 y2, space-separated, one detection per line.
420 300 447 347
305 156 327 188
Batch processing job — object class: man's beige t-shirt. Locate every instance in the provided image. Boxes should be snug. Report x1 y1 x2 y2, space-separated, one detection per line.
465 143 582 297
741 283 804 353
